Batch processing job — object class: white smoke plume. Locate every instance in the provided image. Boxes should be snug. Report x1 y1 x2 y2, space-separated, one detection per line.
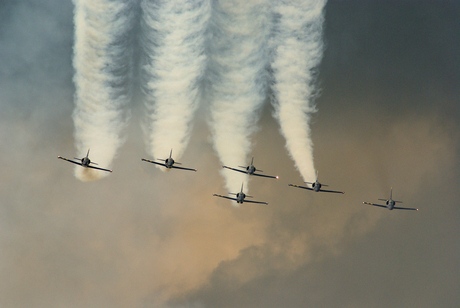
141 0 211 167
72 0 134 181
269 0 327 183
207 0 271 195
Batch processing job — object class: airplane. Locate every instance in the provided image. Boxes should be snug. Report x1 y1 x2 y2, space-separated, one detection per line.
288 171 344 194
57 149 112 173
141 149 197 172
363 188 418 211
222 157 278 179
213 183 268 205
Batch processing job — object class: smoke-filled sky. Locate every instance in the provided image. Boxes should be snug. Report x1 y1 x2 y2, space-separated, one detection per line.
1 0 460 307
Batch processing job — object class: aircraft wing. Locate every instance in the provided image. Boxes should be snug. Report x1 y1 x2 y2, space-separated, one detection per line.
363 201 387 209
288 184 314 191
58 156 82 166
252 173 278 179
141 158 167 167
319 189 344 194
171 165 197 172
222 166 247 174
243 199 268 205
393 206 418 211
87 165 112 173
213 194 237 202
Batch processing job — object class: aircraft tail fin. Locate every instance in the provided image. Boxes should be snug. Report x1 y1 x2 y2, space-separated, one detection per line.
305 170 320 185
389 188 402 202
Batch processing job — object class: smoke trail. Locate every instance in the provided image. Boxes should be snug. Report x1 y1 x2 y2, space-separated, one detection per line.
207 0 271 195
141 0 210 167
72 0 134 181
269 0 327 183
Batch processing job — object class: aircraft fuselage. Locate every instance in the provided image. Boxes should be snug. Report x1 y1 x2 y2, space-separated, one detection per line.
387 200 395 210
246 165 256 174
165 157 175 168
236 192 245 203
81 157 91 167
312 181 322 192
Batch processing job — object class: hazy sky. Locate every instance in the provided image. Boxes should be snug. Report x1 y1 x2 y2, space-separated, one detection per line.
1 0 459 307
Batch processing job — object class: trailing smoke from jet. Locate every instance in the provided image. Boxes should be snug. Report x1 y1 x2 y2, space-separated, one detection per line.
269 0 327 183
72 0 134 181
207 0 271 196
141 0 210 167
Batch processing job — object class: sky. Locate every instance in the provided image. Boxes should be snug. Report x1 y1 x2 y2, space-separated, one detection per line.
1 0 460 307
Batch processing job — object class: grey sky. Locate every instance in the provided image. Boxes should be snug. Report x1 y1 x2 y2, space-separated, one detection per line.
1 0 459 307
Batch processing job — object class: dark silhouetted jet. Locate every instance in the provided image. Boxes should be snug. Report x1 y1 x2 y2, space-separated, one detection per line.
58 149 112 173
222 157 278 179
141 149 196 172
213 183 268 205
288 171 344 194
363 188 418 211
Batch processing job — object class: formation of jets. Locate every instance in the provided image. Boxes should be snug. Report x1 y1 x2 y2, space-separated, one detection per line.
57 149 418 211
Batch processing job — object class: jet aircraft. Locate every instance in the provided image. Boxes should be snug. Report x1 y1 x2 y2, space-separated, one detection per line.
363 188 418 211
222 157 278 179
57 149 112 173
213 184 268 205
141 149 197 172
288 171 344 194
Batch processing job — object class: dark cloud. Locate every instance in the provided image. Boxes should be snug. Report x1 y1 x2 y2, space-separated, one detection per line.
1 0 459 307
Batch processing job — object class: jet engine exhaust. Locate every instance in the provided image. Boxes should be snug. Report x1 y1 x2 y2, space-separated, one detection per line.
269 0 327 183
72 0 134 181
